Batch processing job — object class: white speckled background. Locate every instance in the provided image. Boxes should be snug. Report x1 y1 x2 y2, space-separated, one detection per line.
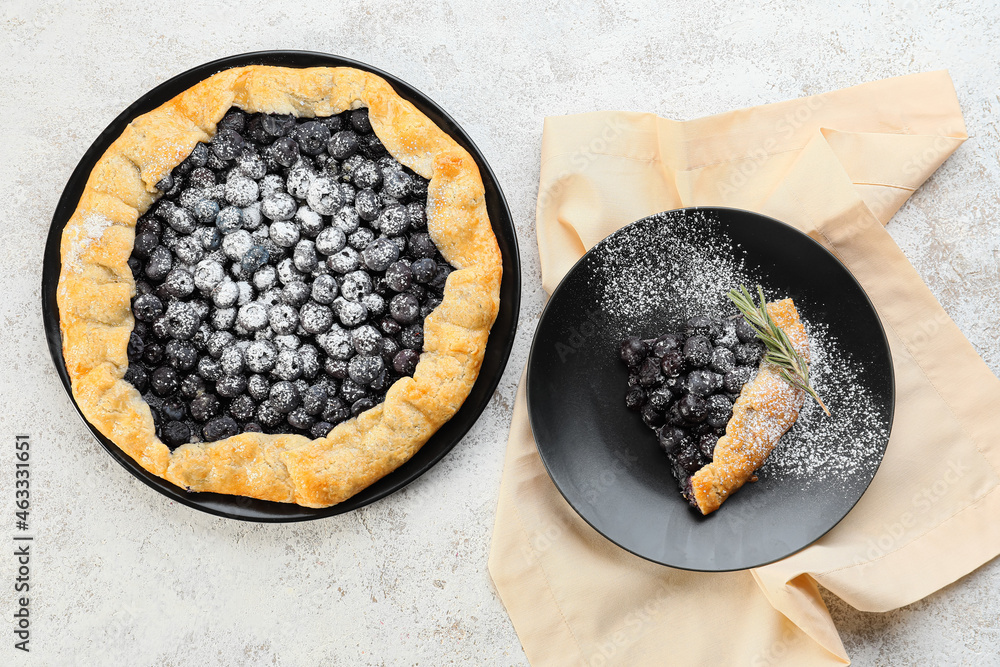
2 1 999 665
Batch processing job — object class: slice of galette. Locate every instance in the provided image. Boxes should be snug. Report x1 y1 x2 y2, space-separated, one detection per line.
620 298 810 515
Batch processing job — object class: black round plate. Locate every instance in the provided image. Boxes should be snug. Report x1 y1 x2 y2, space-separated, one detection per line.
42 51 520 522
527 208 893 571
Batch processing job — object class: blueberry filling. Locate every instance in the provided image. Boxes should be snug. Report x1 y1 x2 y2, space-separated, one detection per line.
619 313 763 502
126 107 451 447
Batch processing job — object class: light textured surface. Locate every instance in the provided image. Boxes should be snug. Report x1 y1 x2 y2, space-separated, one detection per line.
1 1 999 665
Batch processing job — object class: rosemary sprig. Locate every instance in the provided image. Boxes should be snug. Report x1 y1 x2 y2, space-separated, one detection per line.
727 285 830 416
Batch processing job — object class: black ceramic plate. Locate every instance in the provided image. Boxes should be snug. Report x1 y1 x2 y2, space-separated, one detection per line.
42 51 520 522
527 208 893 571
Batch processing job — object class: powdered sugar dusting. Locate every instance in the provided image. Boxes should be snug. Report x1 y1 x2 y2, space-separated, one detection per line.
64 211 115 271
588 209 888 491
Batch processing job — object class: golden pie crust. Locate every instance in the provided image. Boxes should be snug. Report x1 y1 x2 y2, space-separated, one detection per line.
56 66 502 508
686 299 808 515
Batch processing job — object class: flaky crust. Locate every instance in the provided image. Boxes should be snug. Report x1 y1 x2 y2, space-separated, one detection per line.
686 299 808 515
57 66 502 508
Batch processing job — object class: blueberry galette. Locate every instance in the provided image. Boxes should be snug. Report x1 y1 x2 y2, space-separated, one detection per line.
57 66 501 508
620 297 810 515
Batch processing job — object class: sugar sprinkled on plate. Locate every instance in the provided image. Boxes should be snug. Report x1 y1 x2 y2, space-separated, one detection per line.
587 209 887 490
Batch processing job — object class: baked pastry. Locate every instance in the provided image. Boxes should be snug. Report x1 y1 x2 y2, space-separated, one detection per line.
57 66 502 508
619 299 808 515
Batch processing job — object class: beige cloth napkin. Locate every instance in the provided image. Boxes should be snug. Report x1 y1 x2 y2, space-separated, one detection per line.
489 71 1000 665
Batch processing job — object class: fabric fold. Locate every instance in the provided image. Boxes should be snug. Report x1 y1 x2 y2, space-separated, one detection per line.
490 71 997 666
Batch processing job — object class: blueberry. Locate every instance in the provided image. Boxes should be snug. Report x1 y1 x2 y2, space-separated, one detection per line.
245 340 278 373
203 415 239 441
295 206 324 238
190 392 220 422
185 142 210 169
686 369 720 397
618 336 648 368
127 332 145 361
237 303 269 332
307 176 345 215
229 394 256 422
247 374 271 401
164 302 200 341
310 421 333 438
641 403 665 428
428 265 451 291
389 293 419 324
273 348 304 381
351 325 382 356
408 233 436 259
378 205 410 236
133 294 164 322
269 221 300 249
354 188 381 221
624 386 645 411
300 302 334 334
411 258 437 284
216 374 248 398
316 228 347 256
269 136 300 167
384 261 412 292
348 227 376 252
165 340 198 370
159 397 187 422
262 114 296 138
376 321 402 344
324 357 349 380
194 259 226 292
706 394 734 429
723 366 755 394
322 397 350 423
328 130 360 159
328 247 361 274
180 374 206 399
733 342 763 366
276 258 304 285
697 433 718 460
382 170 412 199
256 400 283 427
240 244 270 273
155 173 174 194
709 346 736 374
400 324 423 350
253 265 278 292
224 175 259 208
144 246 173 281
261 193 297 221
133 231 159 259
678 394 707 423
205 331 235 359
685 315 715 338
267 304 299 335
292 121 331 156
657 426 687 455
647 388 673 412
143 342 165 365
358 133 386 159
188 166 216 189
683 336 712 368
218 108 247 133
735 317 758 344
293 240 319 273
269 380 301 413
311 274 339 304
161 421 191 447
197 355 224 381
332 206 362 234
302 385 329 415
392 348 420 375
637 356 661 387
350 397 376 416
196 226 223 251
341 271 373 302
124 365 149 393
151 366 180 397
211 129 245 161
